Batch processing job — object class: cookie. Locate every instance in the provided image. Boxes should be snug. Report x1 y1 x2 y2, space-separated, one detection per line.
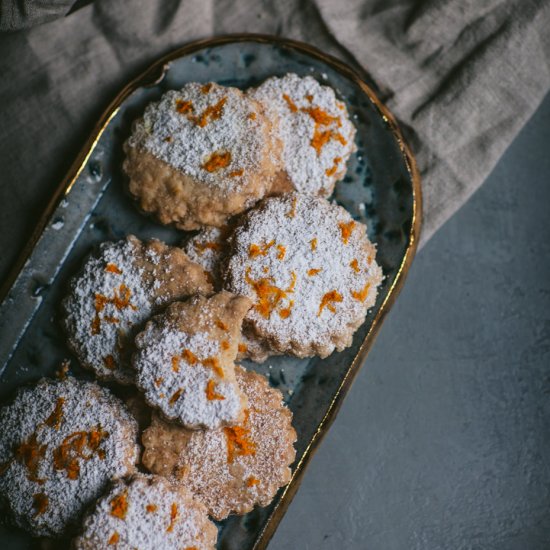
142 366 296 520
133 292 252 430
223 193 383 358
62 236 212 384
123 82 282 230
237 327 281 364
249 73 356 197
0 378 139 537
73 474 217 550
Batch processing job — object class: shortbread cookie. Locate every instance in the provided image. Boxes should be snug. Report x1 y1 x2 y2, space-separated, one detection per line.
133 292 252 429
0 378 139 537
74 474 217 550
123 82 282 229
223 193 383 358
249 73 356 197
142 366 296 520
62 236 212 384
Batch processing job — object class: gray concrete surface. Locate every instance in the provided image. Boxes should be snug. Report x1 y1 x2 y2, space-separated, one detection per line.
270 94 550 550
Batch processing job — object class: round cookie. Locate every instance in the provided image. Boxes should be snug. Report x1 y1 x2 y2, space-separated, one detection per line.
249 73 356 197
142 366 296 520
73 474 217 550
133 292 252 430
62 236 212 384
223 193 383 358
0 378 139 537
123 82 282 229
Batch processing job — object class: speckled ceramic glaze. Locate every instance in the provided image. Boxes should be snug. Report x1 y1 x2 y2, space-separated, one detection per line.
0 36 420 549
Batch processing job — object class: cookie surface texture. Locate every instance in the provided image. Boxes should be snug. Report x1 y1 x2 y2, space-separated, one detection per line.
62 236 212 384
133 292 251 429
73 474 217 550
142 366 296 520
249 73 356 197
123 82 282 229
223 193 383 358
0 378 139 537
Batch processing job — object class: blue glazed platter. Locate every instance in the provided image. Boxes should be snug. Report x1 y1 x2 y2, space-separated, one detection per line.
0 36 421 549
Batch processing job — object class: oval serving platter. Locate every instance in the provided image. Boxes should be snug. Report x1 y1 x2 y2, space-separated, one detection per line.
0 35 421 549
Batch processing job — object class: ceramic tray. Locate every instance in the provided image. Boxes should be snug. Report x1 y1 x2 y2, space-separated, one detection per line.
0 35 421 549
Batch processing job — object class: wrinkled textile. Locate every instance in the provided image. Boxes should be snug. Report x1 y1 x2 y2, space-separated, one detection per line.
0 0 549 282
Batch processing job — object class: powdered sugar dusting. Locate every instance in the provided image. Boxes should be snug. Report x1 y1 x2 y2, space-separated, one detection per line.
224 193 383 357
183 227 224 286
127 83 268 193
62 237 158 383
143 367 296 520
0 378 139 537
249 73 356 196
135 326 242 430
74 474 217 550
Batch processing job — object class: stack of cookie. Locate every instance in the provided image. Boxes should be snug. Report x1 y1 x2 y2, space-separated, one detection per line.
0 74 382 548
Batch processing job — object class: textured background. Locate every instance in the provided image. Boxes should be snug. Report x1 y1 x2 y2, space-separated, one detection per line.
270 92 550 549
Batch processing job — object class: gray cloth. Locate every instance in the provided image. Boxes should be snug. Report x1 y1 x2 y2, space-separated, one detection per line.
0 0 549 283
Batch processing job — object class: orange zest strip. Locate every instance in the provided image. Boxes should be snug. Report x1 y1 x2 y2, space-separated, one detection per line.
310 237 318 251
103 355 116 370
105 263 122 275
182 349 199 365
15 433 47 484
201 83 213 93
202 151 231 172
202 357 224 378
245 267 294 319
92 284 137 335
338 221 356 244
279 300 294 319
246 476 260 487
175 99 193 114
205 379 225 401
32 493 48 516
282 93 298 112
286 196 298 218
249 239 275 258
171 356 180 373
302 106 341 126
108 532 119 545
167 503 178 532
307 268 322 277
190 97 227 127
318 290 343 316
221 340 230 351
169 389 183 406
238 343 248 353
110 492 128 519
229 168 244 177
44 398 65 430
351 283 371 302
146 504 157 513
350 259 360 273
325 157 342 177
215 319 228 331
154 377 164 388
224 424 256 464
276 245 286 260
53 428 109 480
